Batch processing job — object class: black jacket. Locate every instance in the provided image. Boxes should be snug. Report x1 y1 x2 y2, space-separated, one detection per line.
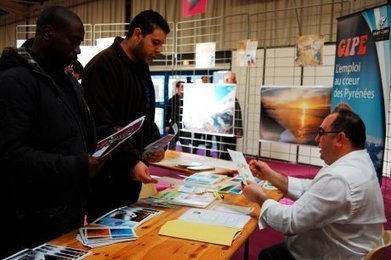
82 37 161 220
0 47 96 255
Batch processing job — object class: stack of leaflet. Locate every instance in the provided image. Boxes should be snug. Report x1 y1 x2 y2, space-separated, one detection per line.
140 189 216 208
77 206 163 248
77 225 137 248
177 172 227 193
177 172 244 195
4 244 90 260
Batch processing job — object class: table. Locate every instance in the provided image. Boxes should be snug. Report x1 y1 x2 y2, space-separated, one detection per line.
151 150 238 176
49 190 283 259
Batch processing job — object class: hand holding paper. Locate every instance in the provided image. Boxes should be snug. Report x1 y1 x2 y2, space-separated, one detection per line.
131 161 158 184
240 181 269 205
248 159 273 180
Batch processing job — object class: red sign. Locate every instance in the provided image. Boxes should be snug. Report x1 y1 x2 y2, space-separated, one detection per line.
182 0 207 17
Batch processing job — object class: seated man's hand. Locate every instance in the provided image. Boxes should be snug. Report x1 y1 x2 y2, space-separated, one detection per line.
131 161 158 184
241 180 268 205
249 160 272 180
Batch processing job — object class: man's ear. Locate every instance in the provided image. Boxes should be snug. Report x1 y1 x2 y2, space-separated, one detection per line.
42 25 55 40
133 27 143 40
335 131 347 147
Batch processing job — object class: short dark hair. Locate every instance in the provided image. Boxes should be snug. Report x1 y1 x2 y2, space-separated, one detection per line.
126 10 170 38
36 6 82 33
331 109 366 149
176 81 185 88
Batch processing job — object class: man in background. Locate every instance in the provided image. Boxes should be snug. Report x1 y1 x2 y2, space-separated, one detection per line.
242 109 386 259
219 71 243 159
82 10 169 221
165 80 191 153
0 6 101 257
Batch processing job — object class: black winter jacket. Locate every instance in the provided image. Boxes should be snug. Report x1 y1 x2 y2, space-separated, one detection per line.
82 37 161 220
0 47 96 254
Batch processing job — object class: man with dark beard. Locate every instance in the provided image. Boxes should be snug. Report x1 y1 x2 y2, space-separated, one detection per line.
82 10 170 221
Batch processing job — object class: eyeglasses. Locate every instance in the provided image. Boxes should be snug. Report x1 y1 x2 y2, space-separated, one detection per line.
318 127 341 136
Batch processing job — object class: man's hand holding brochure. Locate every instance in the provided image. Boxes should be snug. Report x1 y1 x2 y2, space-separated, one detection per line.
86 116 145 178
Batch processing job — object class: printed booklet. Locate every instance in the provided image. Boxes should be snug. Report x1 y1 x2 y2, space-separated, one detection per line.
93 116 145 158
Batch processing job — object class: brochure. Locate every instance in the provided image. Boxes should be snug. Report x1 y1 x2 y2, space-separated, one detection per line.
77 205 163 248
209 202 254 215
184 172 226 185
4 244 90 260
143 123 178 157
179 208 251 229
93 116 145 158
227 149 256 185
77 226 137 248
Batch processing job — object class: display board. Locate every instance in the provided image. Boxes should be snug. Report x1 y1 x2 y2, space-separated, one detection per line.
260 86 332 146
182 83 236 136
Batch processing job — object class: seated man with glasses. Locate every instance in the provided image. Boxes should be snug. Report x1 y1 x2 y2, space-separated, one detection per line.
241 109 386 259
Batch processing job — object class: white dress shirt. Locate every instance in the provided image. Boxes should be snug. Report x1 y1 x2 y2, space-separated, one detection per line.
259 150 386 259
